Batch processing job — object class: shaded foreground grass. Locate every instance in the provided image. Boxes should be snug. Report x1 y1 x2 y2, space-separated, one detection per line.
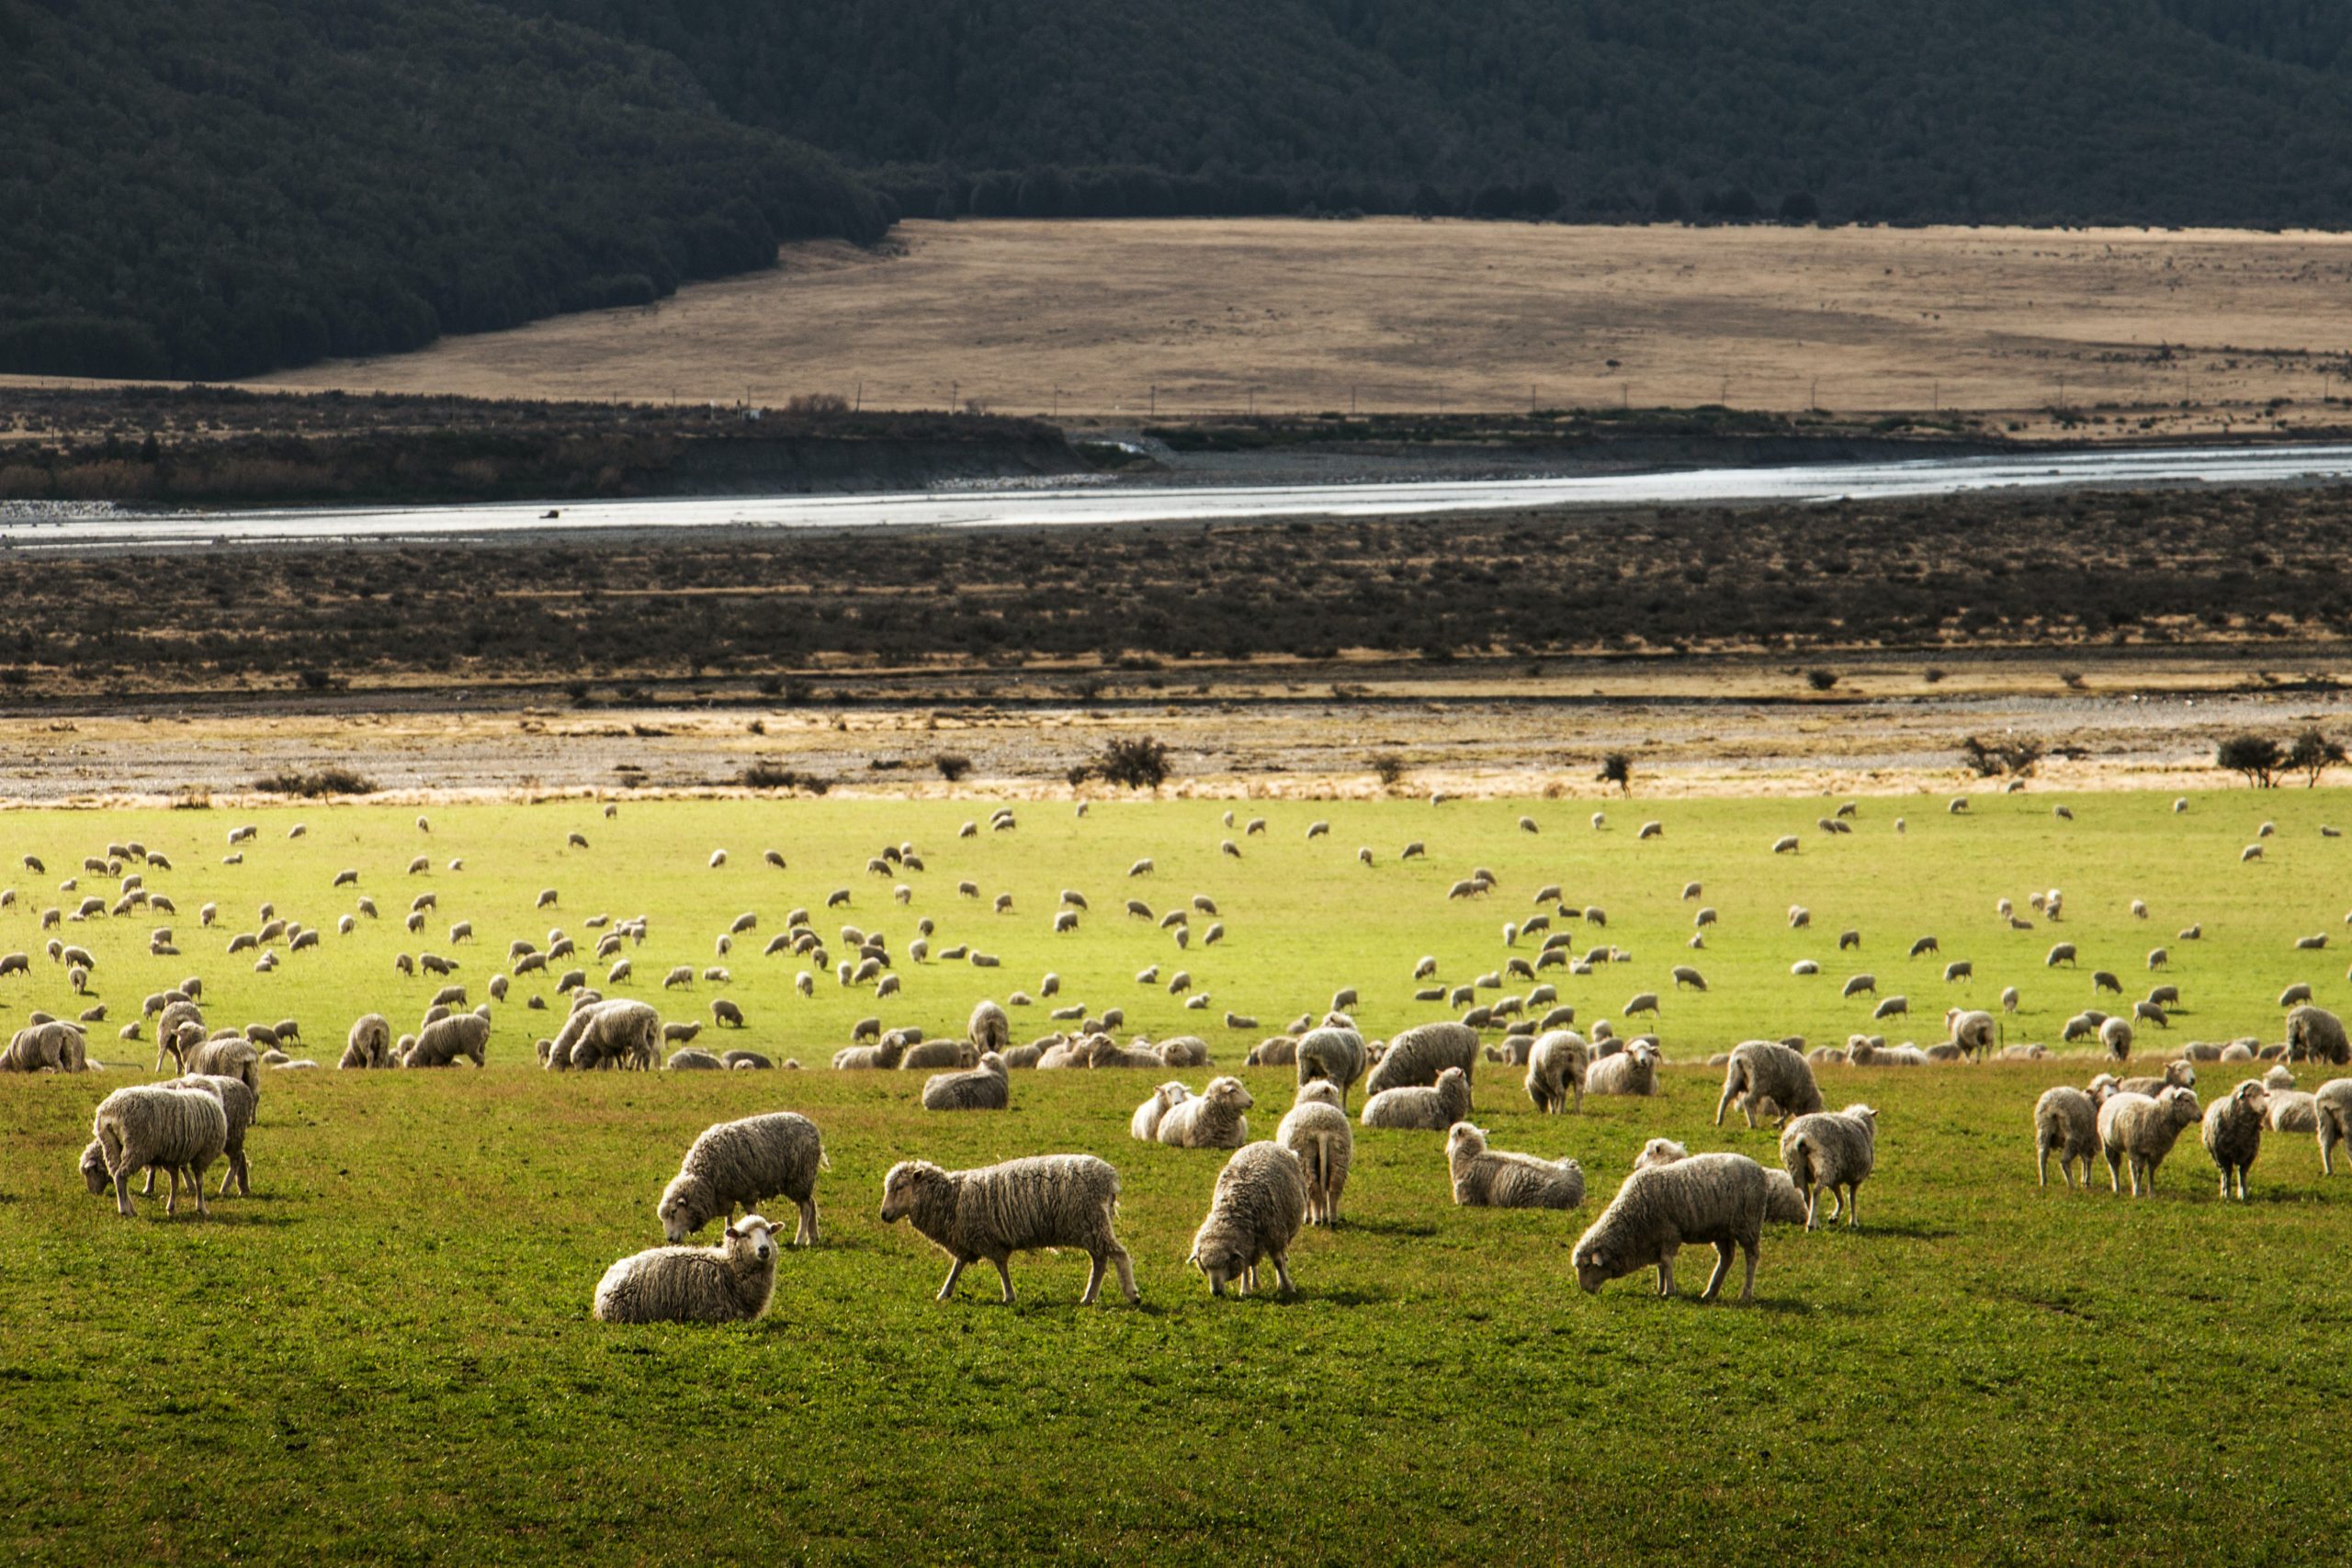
3 792 2351 1562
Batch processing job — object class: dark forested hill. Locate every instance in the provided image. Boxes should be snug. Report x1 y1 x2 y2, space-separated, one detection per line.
9 0 2352 381
0 0 888 379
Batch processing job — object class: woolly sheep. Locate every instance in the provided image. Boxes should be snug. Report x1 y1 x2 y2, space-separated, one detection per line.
2098 1087 2203 1196
901 1039 979 1071
1295 1026 1369 1104
1714 1041 1823 1129
1276 1081 1352 1226
2316 1080 2352 1173
2099 1017 2133 1062
658 1112 825 1245
923 1053 1011 1111
1447 1122 1585 1210
594 1215 780 1325
1158 1077 1254 1147
666 1048 726 1071
2269 1089 2316 1133
2286 1005 2350 1065
2202 1079 2269 1201
1586 1043 1659 1096
160 1075 257 1198
1572 1153 1768 1303
404 1012 489 1068
1363 1021 1477 1098
1248 1035 1298 1067
832 1034 908 1070
1524 1029 1588 1115
340 1012 395 1070
1945 1008 1996 1061
2034 1087 2102 1190
1361 1066 1471 1131
1780 1104 1878 1229
879 1155 1137 1306
1187 1142 1307 1297
968 998 1010 1054
549 998 660 1071
1131 1081 1194 1143
83 1083 228 1218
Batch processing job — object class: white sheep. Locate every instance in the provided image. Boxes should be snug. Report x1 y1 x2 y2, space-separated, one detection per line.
1523 1029 1588 1114
2201 1079 2269 1201
1779 1104 1878 1229
1713 1041 1823 1129
1186 1142 1308 1296
879 1155 1138 1305
1362 1021 1477 1097
1157 1077 1254 1147
1131 1081 1194 1143
2098 1087 2202 1196
1586 1043 1659 1097
2033 1087 2101 1190
594 1215 780 1325
1275 1081 1352 1226
2315 1079 2352 1173
1572 1154 1768 1303
1446 1122 1584 1210
923 1054 1011 1111
659 1111 827 1244
1360 1066 1471 1131
82 1084 228 1218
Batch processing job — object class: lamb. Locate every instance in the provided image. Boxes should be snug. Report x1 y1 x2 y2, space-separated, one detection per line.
2286 1005 2350 1065
1157 1076 1254 1147
1295 1026 1369 1104
923 1053 1011 1111
404 1011 490 1068
2201 1079 2269 1201
2316 1079 2352 1173
1572 1153 1768 1303
1779 1104 1878 1230
340 1012 395 1069
1360 1065 1472 1131
1131 1081 1194 1143
1586 1042 1660 1096
1447 1122 1585 1210
2034 1087 2102 1190
878 1155 1138 1305
1713 1041 1823 1128
2098 1087 2203 1196
968 998 1011 1054
593 1215 781 1325
83 1083 229 1217
1523 1029 1589 1114
1186 1141 1308 1296
658 1111 826 1244
1276 1080 1352 1226
1362 1021 1477 1098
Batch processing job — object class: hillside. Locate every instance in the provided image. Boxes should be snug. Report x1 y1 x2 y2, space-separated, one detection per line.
0 0 889 380
502 0 2352 226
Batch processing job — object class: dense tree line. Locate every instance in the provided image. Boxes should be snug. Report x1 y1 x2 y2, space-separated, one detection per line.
0 0 889 380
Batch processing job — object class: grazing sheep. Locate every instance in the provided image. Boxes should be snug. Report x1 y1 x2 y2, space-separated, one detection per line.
1186 1142 1308 1297
1771 836 1800 855
968 999 1011 1054
1447 1122 1584 1210
923 1054 1011 1111
593 1215 781 1325
1361 1066 1472 1131
163 1075 257 1198
1276 1081 1352 1226
1362 1021 1477 1098
2047 943 2078 967
1871 996 1908 1021
1248 1035 1298 1067
2202 1079 2269 1200
84 1083 229 1218
548 998 660 1071
903 1039 979 1072
339 1012 395 1070
2316 1080 2352 1173
1572 1154 1768 1303
1 1020 85 1074
710 998 745 1029
1713 1041 1824 1129
2286 1005 2350 1065
2098 1088 2203 1196
879 1155 1137 1305
404 1012 490 1068
1586 1043 1660 1097
1158 1077 1254 1148
2099 1017 2133 1062
1295 1026 1369 1104
1841 974 1876 998
1779 1104 1878 1229
724 1051 773 1070
1945 1008 1997 1061
1524 1029 1589 1115
2034 1087 2103 1190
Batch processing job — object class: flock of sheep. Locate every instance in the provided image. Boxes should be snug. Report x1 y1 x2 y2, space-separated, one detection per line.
11 793 2352 1317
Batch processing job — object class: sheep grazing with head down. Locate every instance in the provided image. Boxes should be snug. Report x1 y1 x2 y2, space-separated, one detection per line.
1779 1104 1878 1230
2201 1079 2269 1201
1524 1029 1589 1115
1157 1076 1254 1147
658 1111 826 1245
1130 1082 1194 1143
2099 1016 2133 1063
1573 1153 1768 1303
1447 1122 1585 1210
923 1053 1011 1111
879 1154 1138 1305
82 1083 229 1218
1586 1042 1660 1097
2286 1005 2351 1066
340 1012 394 1070
1713 1040 1822 1129
594 1214 781 1325
968 998 1011 1055
548 998 660 1071
2314 1079 2352 1173
1633 1138 1810 1224
2033 1087 2102 1190
1361 1065 1471 1131
1276 1080 1352 1226
1187 1142 1308 1297
2098 1087 2202 1196
1294 1026 1369 1106
1 1020 85 1074
1945 1008 1997 1061
1363 1021 1479 1099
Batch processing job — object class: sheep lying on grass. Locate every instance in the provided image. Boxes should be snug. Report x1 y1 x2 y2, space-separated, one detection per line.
1361 1066 1471 1131
1187 1142 1307 1297
82 1084 228 1218
923 1053 1011 1111
1157 1077 1254 1147
1276 1081 1352 1226
1573 1153 1768 1303
879 1155 1138 1305
1586 1042 1659 1097
594 1215 780 1325
1780 1104 1878 1230
1446 1122 1584 1210
660 1111 826 1245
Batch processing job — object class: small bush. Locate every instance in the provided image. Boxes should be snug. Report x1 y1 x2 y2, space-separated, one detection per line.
1960 736 2044 778
935 753 973 783
740 761 830 794
2217 733 2283 789
252 767 376 797
1081 735 1171 792
1597 751 1634 794
1805 668 1839 692
1369 752 1408 790
2287 728 2344 787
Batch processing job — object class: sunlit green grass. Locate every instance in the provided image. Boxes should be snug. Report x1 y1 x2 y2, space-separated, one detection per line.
4 789 2351 1564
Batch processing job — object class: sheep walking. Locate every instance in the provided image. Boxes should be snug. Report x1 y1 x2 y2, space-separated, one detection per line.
1362 1021 1477 1098
1157 1077 1254 1148
659 1111 827 1245
1276 1081 1352 1226
879 1155 1138 1305
1523 1029 1588 1115
1713 1041 1823 1129
83 1084 228 1218
923 1053 1011 1111
1361 1066 1471 1131
2098 1088 2202 1196
1187 1142 1308 1296
2033 1087 2101 1190
594 1215 781 1325
2201 1080 2269 1201
1780 1104 1878 1230
1573 1154 1768 1303
1447 1122 1584 1210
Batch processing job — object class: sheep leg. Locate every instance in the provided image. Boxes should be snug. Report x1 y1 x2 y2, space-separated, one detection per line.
163 1166 181 1215
1655 1247 1678 1298
187 1168 210 1218
1699 1240 1736 1303
992 1259 1016 1304
1571 1084 1583 1114
2104 1149 2122 1193
111 1167 135 1218
1712 1077 1738 1128
1271 1252 1295 1296
2036 1146 2050 1189
1108 1246 1138 1304
1736 1238 1758 1303
935 1259 967 1301
797 1198 819 1247
1844 1185 1860 1230
1824 1185 1845 1225
140 1167 158 1198
1802 1184 1819 1233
